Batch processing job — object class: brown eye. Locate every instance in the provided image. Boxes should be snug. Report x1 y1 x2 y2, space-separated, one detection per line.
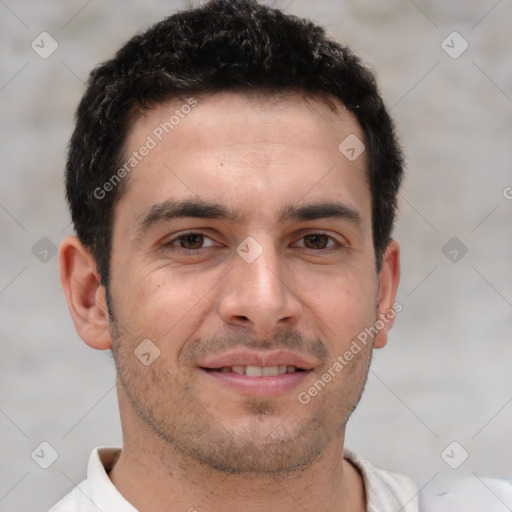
164 232 219 253
303 234 331 249
177 233 205 249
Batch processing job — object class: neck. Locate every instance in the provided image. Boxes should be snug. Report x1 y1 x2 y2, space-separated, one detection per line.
109 389 365 512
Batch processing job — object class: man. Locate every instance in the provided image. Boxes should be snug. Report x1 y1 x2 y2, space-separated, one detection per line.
50 1 509 511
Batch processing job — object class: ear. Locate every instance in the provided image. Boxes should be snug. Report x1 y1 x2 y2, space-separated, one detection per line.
373 239 401 349
59 236 112 350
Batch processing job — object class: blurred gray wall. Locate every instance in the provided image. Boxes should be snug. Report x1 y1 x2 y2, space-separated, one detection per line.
1 1 511 510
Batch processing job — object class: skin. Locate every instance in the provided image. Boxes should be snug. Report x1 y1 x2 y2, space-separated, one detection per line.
60 91 400 512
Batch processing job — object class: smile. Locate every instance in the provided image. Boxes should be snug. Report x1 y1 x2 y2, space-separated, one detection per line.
210 365 303 377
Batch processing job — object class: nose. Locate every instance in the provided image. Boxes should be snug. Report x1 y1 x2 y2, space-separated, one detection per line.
218 241 303 336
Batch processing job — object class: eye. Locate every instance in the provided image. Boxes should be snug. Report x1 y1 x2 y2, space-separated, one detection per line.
293 233 340 250
165 232 218 251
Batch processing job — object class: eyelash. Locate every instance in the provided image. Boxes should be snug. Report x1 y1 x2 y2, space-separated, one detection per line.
165 232 219 253
164 231 344 254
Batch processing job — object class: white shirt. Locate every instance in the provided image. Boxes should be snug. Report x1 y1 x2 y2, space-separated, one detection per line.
49 447 137 512
48 447 512 512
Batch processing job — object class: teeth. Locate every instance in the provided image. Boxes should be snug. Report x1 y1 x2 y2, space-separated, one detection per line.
219 365 299 376
262 366 278 376
246 365 263 377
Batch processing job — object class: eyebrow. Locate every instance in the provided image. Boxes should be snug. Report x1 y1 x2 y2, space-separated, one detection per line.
136 198 364 237
278 202 364 230
136 199 242 236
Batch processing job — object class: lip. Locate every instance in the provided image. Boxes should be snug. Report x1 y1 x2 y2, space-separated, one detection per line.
200 368 311 396
200 349 317 370
198 349 316 397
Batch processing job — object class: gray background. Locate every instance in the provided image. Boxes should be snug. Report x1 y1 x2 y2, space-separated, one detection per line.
1 1 511 510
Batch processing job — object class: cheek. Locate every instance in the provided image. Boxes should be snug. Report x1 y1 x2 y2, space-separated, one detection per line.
294 265 377 342
113 266 220 349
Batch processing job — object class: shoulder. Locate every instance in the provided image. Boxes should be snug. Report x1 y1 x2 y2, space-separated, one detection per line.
48 480 90 512
47 446 136 512
419 476 512 511
345 450 512 512
344 450 420 512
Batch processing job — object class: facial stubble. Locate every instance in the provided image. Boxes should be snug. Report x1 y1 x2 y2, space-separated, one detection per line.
110 315 375 476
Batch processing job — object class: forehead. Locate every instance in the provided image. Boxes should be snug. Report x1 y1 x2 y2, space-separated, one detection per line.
115 91 370 232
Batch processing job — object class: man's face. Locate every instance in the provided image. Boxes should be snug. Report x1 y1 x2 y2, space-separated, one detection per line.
108 92 388 474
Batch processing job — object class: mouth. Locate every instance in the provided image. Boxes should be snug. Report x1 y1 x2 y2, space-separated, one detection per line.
204 365 306 377
198 350 315 396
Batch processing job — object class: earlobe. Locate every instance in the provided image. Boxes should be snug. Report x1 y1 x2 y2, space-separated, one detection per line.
373 239 401 349
59 236 112 350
